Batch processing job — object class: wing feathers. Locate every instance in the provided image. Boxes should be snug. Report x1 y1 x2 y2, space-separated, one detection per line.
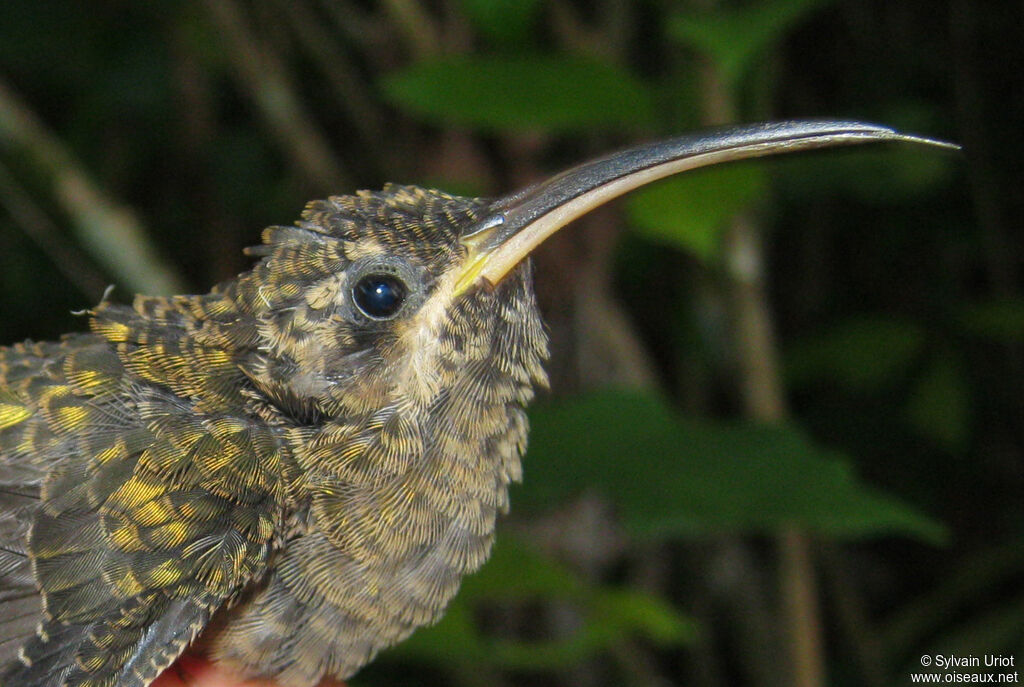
0 306 287 686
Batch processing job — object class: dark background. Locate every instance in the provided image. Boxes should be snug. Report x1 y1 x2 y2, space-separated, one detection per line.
0 1 1020 686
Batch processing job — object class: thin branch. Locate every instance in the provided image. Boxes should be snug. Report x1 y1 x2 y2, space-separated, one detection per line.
317 0 378 53
776 527 826 687
203 0 350 193
380 0 441 60
274 0 390 170
573 209 660 390
0 160 108 298
818 543 887 687
0 77 183 295
696 35 827 687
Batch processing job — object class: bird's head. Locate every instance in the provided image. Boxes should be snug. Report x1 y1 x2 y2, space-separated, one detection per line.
234 184 547 424
232 121 955 423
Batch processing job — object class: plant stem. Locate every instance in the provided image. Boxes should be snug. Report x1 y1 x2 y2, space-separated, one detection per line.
0 77 182 295
696 35 827 687
203 0 349 193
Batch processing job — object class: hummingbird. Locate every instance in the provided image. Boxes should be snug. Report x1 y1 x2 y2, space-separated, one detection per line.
0 121 953 687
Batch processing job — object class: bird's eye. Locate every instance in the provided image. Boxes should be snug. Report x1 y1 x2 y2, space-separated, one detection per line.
353 274 407 319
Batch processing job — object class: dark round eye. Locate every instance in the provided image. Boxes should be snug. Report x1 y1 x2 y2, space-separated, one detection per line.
353 274 407 319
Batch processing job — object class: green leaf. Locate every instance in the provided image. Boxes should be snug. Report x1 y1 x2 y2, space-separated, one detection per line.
458 536 579 601
388 537 695 671
906 352 972 451
595 589 695 646
519 390 945 543
958 298 1024 343
381 55 654 133
457 0 542 45
624 164 767 262
669 0 836 89
784 317 926 393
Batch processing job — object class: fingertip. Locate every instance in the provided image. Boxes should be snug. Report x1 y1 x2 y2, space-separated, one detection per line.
155 655 347 687
156 655 280 687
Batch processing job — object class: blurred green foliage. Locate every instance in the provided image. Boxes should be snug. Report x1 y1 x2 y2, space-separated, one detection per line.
784 317 928 393
626 165 768 261
669 0 836 90
523 390 945 542
392 536 696 672
382 55 655 132
0 1 1020 686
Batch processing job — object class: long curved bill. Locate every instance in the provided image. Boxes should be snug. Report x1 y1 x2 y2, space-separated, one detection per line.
454 120 957 295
